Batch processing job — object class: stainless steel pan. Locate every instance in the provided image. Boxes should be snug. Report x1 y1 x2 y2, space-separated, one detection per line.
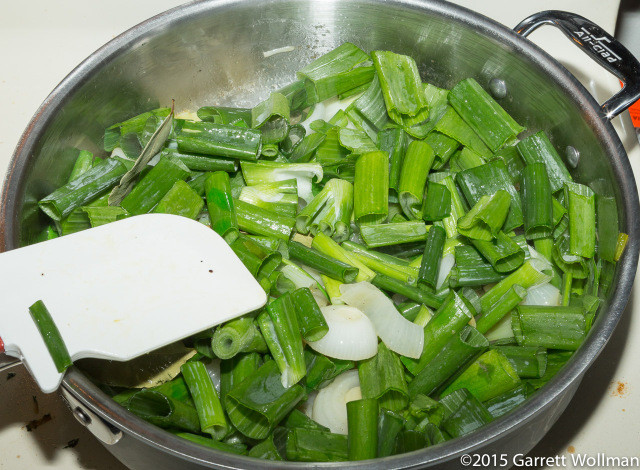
1 1 639 468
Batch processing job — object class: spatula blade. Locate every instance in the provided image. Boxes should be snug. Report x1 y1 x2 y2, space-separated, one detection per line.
0 214 267 392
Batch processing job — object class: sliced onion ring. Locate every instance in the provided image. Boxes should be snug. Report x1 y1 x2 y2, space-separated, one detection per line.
312 369 361 434
339 282 424 359
307 305 378 361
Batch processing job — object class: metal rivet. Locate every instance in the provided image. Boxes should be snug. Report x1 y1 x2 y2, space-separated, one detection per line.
566 146 580 168
489 78 507 99
73 407 92 426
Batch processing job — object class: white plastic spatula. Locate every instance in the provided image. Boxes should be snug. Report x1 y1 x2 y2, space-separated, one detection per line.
0 214 267 393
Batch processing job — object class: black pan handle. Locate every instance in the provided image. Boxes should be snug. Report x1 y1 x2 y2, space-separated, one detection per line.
515 10 640 121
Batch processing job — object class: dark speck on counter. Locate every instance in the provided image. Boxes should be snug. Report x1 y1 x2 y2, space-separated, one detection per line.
64 438 80 449
26 413 52 432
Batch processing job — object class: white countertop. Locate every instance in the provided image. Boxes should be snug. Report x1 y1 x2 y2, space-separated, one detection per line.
1 1 638 469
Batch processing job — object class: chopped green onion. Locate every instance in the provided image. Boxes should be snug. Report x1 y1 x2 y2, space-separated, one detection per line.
28 300 72 373
263 293 306 387
225 360 305 440
449 147 486 172
595 195 619 262
439 389 493 438
371 274 445 309
564 182 596 258
252 92 290 144
290 287 328 342
358 343 409 411
398 141 434 219
285 428 349 462
456 160 523 233
492 345 547 379
39 159 127 221
177 121 261 161
483 383 535 419
457 190 510 241
153 180 204 219
475 285 527 334
615 233 628 261
219 352 262 403
512 305 587 350
428 172 467 238
234 199 295 241
479 259 552 312
422 182 451 222
449 245 507 288
283 409 330 432
297 178 353 241
298 43 373 104
393 431 429 454
120 157 190 215
377 408 405 457
312 233 375 282
516 131 572 193
377 127 408 193
448 78 524 152
230 235 281 284
360 221 428 248
304 348 354 391
408 326 489 398
522 162 553 239
347 399 378 460
440 349 521 402
434 107 491 158
239 179 298 218
197 106 251 125
402 290 476 375
354 151 389 225
289 133 326 163
418 225 446 290
211 316 267 360
287 240 359 283
241 161 322 203
124 389 200 433
180 361 228 439
426 131 459 169
372 51 430 137
342 241 419 284
108 109 174 205
471 231 525 273
347 76 391 140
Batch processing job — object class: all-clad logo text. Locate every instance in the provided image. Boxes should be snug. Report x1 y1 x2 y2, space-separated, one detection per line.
574 27 621 63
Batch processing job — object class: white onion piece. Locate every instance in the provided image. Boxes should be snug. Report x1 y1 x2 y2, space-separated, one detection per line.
174 110 200 121
110 147 129 160
311 286 329 308
301 391 317 419
299 102 326 135
521 283 561 306
484 313 514 342
436 253 455 290
307 306 378 360
203 358 221 394
312 370 361 434
322 94 361 122
528 248 554 278
339 282 424 359
262 46 295 58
